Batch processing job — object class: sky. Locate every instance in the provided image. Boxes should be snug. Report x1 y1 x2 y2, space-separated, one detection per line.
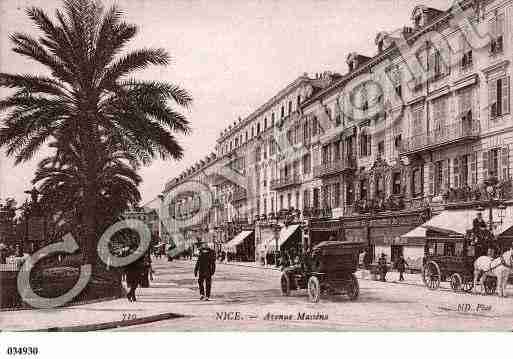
0 0 452 208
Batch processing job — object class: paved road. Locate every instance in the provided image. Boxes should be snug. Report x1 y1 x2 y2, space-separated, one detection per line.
113 259 513 331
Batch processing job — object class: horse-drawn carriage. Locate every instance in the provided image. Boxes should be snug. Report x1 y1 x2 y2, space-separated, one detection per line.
280 241 365 302
422 230 513 295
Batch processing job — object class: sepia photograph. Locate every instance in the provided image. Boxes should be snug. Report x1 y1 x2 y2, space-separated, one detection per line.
0 0 512 349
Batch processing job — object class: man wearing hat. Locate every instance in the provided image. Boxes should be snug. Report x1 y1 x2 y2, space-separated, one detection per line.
194 241 216 301
378 253 388 282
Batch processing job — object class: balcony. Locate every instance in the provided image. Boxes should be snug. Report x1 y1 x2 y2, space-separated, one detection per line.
270 174 302 190
313 156 357 178
400 121 479 155
231 189 247 202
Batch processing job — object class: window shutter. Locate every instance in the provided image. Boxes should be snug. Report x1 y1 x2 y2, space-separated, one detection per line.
428 163 435 195
498 13 505 36
453 157 460 188
470 152 477 185
482 150 489 180
443 159 450 189
502 147 509 180
367 134 372 156
502 77 510 115
489 80 498 118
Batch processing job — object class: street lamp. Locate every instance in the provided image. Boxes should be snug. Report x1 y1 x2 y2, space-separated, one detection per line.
273 222 281 267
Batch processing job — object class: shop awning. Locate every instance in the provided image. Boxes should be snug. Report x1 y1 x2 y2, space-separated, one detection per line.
400 206 513 240
401 226 426 239
421 210 473 235
278 224 300 248
225 230 253 249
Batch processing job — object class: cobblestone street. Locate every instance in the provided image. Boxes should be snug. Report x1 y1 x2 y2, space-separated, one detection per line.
112 259 513 331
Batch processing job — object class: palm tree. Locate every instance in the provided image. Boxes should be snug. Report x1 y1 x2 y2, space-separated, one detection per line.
0 0 192 262
34 138 142 239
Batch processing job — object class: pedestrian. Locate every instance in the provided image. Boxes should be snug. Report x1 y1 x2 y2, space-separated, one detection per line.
194 241 216 301
363 249 372 270
0 243 8 264
378 253 388 282
125 250 145 302
395 254 408 281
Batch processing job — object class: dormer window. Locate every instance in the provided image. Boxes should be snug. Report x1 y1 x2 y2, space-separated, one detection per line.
378 40 384 53
414 14 422 27
348 62 354 72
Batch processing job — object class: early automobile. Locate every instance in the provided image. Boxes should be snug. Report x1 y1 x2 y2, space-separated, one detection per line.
280 241 365 302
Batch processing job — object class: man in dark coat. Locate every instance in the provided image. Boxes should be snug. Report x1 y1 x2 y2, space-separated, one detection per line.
378 253 388 282
194 242 216 300
395 254 408 281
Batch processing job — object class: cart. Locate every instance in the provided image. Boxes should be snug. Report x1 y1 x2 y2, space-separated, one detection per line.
280 241 365 302
422 233 499 294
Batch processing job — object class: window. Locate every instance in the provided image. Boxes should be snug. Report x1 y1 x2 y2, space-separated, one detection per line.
280 195 284 210
360 179 368 200
432 96 447 135
235 138 238 147
483 148 500 178
303 154 311 174
429 45 449 80
489 77 510 119
395 84 402 99
297 95 301 107
288 101 292 114
489 13 504 55
257 123 261 134
412 167 423 197
394 134 402 150
281 106 285 118
251 126 254 138
295 191 300 209
411 103 424 136
245 131 248 142
378 140 385 156
287 193 292 209
313 188 320 208
303 122 310 143
303 189 310 209
392 172 402 195
460 34 473 70
271 197 275 213
435 160 443 195
264 117 267 129
359 131 371 157
333 183 341 208
271 113 275 126
346 182 354 205
312 116 318 136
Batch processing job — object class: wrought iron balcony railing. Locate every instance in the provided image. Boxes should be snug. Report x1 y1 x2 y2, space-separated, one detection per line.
231 189 247 202
400 121 479 155
313 156 357 178
270 174 302 190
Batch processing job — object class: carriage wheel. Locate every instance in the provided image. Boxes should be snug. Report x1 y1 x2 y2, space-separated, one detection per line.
346 274 360 301
484 276 497 295
280 273 291 296
307 276 321 303
422 261 441 290
450 273 462 292
461 278 474 293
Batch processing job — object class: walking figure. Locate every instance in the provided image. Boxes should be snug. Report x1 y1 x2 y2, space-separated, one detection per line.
378 253 388 282
395 254 408 281
194 242 216 301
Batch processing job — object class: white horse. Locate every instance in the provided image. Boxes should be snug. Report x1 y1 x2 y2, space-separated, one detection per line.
473 248 513 297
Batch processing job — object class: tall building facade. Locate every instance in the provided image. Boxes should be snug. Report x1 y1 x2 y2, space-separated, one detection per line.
160 0 513 263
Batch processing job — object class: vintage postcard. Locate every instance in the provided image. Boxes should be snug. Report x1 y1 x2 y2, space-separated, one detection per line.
1 0 513 349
